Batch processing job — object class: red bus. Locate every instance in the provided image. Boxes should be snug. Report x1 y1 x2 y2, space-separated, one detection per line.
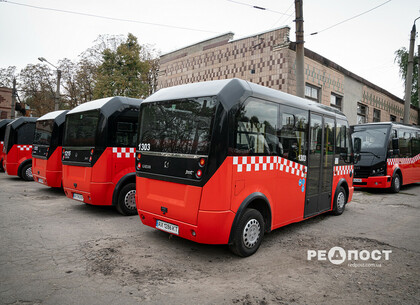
32 110 68 188
135 79 354 256
3 117 38 180
62 96 143 215
352 122 420 192
0 119 13 172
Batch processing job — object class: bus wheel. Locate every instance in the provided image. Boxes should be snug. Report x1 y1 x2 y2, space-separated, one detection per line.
390 173 401 193
229 208 265 257
332 186 347 215
116 183 137 216
21 164 33 181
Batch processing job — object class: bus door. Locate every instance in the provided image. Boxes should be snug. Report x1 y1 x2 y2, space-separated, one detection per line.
305 114 335 218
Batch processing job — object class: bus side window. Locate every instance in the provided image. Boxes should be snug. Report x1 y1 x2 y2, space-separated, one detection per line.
235 99 280 156
17 123 35 145
411 132 420 156
335 119 351 164
398 130 412 158
111 108 139 147
278 106 308 165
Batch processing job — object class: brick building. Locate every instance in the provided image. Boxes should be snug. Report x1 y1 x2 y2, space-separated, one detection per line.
0 87 13 119
158 27 418 125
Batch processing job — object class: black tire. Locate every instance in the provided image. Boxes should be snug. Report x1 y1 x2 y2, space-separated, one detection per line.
0 158 4 172
21 163 33 181
332 186 347 215
390 172 401 193
116 183 137 216
229 208 265 257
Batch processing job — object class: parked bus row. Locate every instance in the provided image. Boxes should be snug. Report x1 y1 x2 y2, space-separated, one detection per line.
1 78 419 256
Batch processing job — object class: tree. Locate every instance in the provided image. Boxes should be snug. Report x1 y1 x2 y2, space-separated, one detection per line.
0 66 17 88
19 64 57 116
93 33 151 99
395 47 419 107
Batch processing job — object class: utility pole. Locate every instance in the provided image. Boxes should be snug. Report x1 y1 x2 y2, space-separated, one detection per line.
404 17 419 124
11 78 16 119
295 0 305 98
55 69 61 111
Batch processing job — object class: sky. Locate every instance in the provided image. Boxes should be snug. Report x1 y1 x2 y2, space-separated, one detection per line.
0 0 419 98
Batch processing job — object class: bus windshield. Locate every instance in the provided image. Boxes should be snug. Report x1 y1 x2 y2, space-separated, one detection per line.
352 125 389 153
33 120 54 145
138 97 217 155
64 110 99 147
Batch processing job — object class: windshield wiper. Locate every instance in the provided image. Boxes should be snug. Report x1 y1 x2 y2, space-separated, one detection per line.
359 151 380 158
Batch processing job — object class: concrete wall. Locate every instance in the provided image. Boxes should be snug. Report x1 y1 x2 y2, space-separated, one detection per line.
343 77 362 125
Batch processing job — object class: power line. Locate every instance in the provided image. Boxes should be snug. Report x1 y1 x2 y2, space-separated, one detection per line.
1 0 221 34
310 0 392 35
270 0 295 28
226 0 292 16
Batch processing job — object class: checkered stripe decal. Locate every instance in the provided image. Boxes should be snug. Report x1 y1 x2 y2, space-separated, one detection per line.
388 153 420 165
112 147 136 158
233 156 307 178
17 145 32 151
334 165 353 176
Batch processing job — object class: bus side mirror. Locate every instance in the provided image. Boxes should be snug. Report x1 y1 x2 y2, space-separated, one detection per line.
353 137 361 154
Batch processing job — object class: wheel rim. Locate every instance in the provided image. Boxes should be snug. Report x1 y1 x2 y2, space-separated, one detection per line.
395 176 400 190
26 167 33 179
337 191 346 210
124 190 136 210
242 219 261 249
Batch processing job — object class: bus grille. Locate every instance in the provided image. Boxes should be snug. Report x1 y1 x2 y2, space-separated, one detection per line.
354 167 370 178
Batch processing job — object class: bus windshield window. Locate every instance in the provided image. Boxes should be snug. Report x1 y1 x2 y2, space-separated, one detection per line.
64 111 99 147
352 126 389 151
139 97 217 155
34 120 54 145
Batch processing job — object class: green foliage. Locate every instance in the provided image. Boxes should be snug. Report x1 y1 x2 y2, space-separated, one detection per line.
93 33 150 99
394 47 419 107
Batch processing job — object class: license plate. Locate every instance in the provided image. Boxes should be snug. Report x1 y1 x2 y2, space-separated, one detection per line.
38 178 44 184
156 220 179 235
353 178 362 183
73 193 84 201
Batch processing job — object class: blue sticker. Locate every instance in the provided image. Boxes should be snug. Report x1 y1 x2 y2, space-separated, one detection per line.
301 185 305 192
302 178 305 185
298 179 302 186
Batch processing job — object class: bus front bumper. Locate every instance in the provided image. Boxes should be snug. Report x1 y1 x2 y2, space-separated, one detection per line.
353 176 391 188
137 209 236 245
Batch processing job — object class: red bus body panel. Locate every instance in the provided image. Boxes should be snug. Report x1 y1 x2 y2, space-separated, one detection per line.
4 145 33 176
63 147 135 206
332 165 354 207
137 156 354 245
32 147 63 188
354 154 420 188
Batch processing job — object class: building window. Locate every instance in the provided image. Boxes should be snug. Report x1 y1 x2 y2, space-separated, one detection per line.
390 115 396 121
373 109 381 122
305 84 320 102
357 103 368 124
330 94 342 110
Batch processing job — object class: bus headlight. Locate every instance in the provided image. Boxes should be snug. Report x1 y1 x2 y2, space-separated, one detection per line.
371 167 385 176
